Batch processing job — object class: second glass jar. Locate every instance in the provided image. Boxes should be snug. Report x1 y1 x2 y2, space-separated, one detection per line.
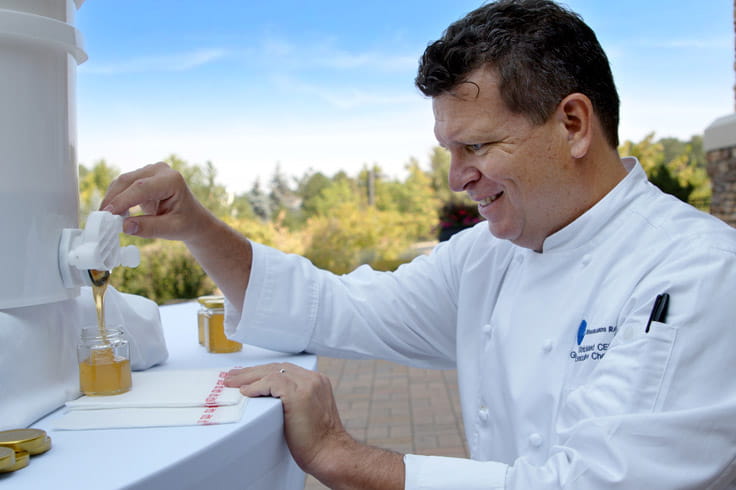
199 296 242 353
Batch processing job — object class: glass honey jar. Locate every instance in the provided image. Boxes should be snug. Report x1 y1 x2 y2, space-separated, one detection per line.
197 295 222 346
77 326 132 396
200 296 242 353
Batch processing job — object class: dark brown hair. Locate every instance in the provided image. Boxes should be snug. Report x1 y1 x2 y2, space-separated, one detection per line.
416 0 620 147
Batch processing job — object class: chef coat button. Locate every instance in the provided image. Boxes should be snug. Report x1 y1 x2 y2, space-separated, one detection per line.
482 323 493 336
528 433 543 448
581 254 592 267
478 406 489 422
542 339 553 353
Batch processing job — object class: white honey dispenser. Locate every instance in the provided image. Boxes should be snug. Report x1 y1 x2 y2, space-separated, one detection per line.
0 0 168 432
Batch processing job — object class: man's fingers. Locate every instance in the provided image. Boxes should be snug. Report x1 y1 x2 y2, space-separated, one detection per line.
239 375 294 399
225 363 304 397
100 162 179 216
120 214 172 239
100 163 157 212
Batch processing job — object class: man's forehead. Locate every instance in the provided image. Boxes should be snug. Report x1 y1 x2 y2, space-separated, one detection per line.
433 74 499 118
450 66 500 99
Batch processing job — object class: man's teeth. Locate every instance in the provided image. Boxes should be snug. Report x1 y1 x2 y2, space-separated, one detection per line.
479 192 502 206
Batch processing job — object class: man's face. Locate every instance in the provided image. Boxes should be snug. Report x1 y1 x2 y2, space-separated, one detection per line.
433 67 574 252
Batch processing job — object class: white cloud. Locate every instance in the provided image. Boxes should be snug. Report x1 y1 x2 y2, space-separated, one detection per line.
81 48 228 74
270 74 420 110
253 35 418 73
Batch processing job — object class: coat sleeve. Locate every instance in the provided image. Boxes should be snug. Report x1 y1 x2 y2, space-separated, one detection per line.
226 239 464 368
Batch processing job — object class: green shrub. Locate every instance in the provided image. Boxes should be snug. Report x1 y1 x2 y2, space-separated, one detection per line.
112 240 216 304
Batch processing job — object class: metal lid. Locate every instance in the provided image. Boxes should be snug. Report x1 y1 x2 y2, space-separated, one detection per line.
198 295 224 309
0 429 51 455
0 447 14 472
0 450 28 473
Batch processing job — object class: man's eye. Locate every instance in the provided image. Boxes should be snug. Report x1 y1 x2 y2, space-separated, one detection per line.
467 143 486 153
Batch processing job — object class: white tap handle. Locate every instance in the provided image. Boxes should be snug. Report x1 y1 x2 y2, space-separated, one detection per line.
120 246 141 268
58 211 140 287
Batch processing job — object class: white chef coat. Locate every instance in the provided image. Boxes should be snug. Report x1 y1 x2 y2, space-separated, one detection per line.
227 158 736 489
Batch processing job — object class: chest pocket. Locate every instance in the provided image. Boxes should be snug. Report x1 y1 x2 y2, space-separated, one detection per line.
559 321 678 427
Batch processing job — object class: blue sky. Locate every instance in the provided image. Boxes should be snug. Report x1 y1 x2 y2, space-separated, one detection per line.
75 1 734 194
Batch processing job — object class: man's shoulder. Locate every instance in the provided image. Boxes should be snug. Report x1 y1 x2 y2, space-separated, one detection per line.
628 188 736 255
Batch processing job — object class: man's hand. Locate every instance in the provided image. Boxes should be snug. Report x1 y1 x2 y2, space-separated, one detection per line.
99 162 213 243
225 363 405 489
100 162 252 307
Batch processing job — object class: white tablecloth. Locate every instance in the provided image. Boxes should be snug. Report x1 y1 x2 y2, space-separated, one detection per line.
4 301 315 490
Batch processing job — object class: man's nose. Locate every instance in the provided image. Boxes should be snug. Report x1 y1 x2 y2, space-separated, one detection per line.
448 152 480 193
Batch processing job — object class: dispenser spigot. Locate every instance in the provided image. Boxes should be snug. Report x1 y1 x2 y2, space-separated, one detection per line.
58 211 140 288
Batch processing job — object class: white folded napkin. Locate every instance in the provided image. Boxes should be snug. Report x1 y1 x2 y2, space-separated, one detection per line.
65 368 242 409
54 368 248 430
53 398 247 430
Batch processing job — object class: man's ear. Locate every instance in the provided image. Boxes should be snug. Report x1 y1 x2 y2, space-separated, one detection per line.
556 93 593 159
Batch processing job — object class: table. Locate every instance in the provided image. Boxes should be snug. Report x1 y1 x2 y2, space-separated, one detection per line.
2 301 316 489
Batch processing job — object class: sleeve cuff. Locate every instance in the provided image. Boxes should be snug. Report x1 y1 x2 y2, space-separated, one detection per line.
224 240 317 353
404 454 507 490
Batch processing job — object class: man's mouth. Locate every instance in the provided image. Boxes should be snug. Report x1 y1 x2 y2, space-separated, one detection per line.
478 192 503 206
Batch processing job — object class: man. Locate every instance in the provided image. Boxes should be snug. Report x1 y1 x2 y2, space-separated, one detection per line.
101 1 736 488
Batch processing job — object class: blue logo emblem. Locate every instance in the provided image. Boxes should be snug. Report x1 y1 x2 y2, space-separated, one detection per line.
576 319 587 345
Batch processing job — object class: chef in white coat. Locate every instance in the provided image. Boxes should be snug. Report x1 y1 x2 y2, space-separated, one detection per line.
100 0 736 488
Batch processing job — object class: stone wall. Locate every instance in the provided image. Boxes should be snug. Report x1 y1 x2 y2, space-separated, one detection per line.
707 145 736 227
705 114 736 227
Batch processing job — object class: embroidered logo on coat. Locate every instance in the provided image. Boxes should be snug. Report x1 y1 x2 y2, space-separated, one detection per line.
570 320 616 363
576 319 587 345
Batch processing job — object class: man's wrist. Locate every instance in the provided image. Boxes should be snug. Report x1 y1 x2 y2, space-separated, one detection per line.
311 432 405 490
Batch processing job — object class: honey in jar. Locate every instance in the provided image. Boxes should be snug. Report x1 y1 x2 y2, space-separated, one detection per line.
201 296 242 353
79 269 132 396
78 326 132 395
197 295 223 346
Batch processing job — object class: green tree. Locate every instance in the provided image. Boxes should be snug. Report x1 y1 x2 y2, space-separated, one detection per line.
229 192 257 221
165 155 230 219
619 133 709 208
309 173 363 217
375 158 440 240
268 164 303 229
79 159 119 221
303 203 411 274
246 178 272 221
428 146 453 204
298 170 332 219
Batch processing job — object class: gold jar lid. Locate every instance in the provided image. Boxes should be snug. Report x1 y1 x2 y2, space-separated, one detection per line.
0 429 51 455
0 450 28 473
0 447 15 472
198 295 224 309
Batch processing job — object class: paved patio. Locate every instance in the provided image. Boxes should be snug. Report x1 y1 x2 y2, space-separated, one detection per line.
303 357 468 489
